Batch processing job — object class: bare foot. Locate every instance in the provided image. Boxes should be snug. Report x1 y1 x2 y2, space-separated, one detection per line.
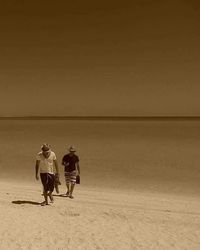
41 201 48 206
48 193 54 203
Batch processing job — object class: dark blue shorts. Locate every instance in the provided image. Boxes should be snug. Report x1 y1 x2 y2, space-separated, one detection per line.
40 173 55 192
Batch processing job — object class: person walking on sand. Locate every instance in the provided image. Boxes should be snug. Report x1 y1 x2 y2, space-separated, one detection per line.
62 146 80 199
35 143 60 206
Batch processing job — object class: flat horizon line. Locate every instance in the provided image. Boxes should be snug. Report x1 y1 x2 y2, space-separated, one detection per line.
1 116 200 121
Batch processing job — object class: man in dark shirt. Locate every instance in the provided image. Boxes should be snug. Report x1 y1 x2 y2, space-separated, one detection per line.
62 146 80 199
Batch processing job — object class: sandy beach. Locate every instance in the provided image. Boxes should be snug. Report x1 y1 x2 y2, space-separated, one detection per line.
1 0 200 248
0 120 200 249
1 180 200 250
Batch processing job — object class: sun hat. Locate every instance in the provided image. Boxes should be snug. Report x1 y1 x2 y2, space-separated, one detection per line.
41 143 51 152
68 146 76 152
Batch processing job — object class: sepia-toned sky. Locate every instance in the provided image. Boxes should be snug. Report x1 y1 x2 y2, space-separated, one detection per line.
0 0 200 117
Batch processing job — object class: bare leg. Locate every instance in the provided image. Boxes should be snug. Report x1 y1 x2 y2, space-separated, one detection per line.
69 183 75 198
48 191 54 203
66 183 70 196
41 191 48 205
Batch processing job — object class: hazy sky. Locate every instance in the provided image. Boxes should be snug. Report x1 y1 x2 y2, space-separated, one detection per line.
0 0 200 116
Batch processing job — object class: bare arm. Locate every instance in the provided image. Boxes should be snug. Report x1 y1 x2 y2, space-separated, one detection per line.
76 162 80 175
35 160 40 180
62 158 68 167
54 160 59 176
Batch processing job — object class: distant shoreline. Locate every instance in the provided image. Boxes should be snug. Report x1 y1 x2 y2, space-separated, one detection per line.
0 116 200 121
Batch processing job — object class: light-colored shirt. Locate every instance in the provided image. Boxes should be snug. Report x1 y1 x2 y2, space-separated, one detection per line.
36 151 56 174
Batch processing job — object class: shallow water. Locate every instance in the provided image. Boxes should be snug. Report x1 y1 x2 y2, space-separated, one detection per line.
0 119 200 195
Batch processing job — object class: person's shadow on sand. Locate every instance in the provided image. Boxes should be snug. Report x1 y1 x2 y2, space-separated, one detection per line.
53 194 67 197
12 200 41 205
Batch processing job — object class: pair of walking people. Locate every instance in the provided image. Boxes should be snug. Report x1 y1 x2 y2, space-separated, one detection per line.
35 144 80 206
